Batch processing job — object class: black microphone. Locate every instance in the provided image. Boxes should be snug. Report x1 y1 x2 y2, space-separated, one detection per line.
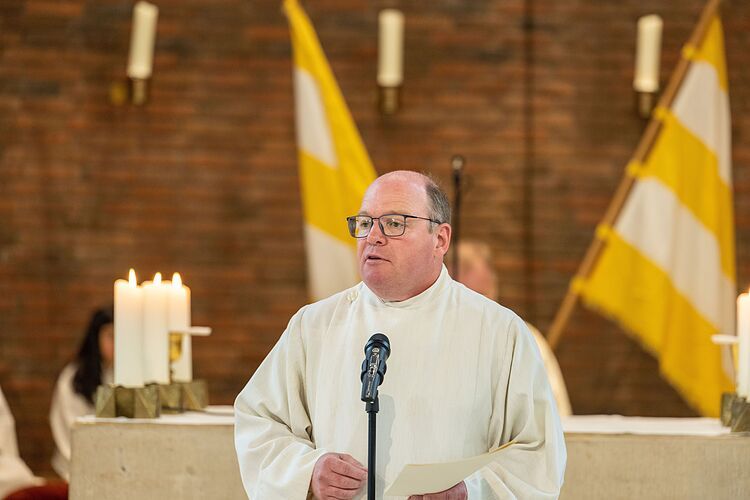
360 333 390 404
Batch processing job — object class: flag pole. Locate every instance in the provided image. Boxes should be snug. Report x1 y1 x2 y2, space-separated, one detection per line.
547 0 723 350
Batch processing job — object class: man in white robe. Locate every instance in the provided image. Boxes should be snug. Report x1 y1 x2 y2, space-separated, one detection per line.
235 171 566 499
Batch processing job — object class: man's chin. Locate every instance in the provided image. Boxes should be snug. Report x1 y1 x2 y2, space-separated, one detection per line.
361 269 390 290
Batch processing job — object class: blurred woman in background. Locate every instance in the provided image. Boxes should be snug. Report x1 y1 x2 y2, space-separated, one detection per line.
49 307 114 480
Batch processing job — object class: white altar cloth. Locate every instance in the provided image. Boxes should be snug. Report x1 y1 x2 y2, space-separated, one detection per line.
69 411 750 500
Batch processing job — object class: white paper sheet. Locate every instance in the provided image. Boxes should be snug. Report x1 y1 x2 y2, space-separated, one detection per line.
384 441 514 497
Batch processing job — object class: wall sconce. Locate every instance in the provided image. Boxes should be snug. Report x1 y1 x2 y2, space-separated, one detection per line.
633 14 663 119
377 9 404 115
111 1 159 106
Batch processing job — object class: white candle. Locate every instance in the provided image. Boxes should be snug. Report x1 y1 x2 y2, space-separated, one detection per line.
377 9 405 87
633 14 663 93
737 291 750 398
168 273 192 382
113 269 144 387
127 1 159 79
142 273 170 384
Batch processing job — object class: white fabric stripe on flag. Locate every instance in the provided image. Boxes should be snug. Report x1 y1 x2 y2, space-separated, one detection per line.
294 68 337 168
671 61 731 186
614 178 735 331
304 224 359 301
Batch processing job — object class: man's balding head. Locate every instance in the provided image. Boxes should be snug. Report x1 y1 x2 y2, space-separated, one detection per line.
356 171 452 301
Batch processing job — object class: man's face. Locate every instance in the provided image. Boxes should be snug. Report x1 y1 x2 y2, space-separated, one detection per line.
356 174 450 301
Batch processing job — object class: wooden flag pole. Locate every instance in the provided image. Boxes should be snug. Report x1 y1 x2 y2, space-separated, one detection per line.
547 0 722 350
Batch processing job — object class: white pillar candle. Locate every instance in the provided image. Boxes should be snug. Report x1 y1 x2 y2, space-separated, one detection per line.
127 1 159 79
737 291 750 398
377 9 405 87
169 273 192 382
114 269 144 387
142 273 170 385
633 14 663 93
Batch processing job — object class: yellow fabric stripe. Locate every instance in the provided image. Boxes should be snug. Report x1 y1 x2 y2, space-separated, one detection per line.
642 111 735 279
580 232 733 417
284 0 376 195
299 151 359 247
690 16 728 91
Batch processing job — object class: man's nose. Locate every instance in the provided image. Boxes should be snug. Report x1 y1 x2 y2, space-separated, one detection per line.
366 220 386 245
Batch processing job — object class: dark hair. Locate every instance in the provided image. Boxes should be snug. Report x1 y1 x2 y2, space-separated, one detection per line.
424 174 451 225
72 307 113 404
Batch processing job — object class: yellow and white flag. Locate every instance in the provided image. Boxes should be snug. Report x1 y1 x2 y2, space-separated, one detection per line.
283 0 377 301
578 15 735 416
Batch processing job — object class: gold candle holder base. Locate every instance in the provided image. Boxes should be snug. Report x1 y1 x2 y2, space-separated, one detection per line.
180 379 209 410
155 380 209 413
156 383 183 413
731 397 750 433
95 384 160 419
720 392 735 427
378 85 400 115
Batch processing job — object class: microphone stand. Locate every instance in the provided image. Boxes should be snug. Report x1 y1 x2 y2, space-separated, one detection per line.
366 397 378 500
361 334 389 500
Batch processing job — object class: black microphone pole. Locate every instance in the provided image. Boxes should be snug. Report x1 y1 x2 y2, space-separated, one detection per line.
367 399 377 500
361 334 390 500
451 155 465 279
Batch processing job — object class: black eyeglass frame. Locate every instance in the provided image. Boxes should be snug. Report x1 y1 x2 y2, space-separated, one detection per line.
346 213 442 238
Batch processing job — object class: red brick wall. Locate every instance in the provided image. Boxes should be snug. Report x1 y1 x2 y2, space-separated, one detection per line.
1 0 748 476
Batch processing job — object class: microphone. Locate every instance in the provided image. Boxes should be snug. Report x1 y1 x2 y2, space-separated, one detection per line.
360 333 391 404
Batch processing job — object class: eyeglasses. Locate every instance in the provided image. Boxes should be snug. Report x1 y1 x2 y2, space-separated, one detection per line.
346 214 441 238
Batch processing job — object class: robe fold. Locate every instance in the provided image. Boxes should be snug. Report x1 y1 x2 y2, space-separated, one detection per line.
235 266 566 499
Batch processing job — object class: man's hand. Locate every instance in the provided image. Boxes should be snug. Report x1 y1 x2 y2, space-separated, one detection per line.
408 481 468 500
310 452 367 499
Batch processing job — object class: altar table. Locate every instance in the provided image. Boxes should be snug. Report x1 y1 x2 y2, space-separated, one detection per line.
69 409 750 499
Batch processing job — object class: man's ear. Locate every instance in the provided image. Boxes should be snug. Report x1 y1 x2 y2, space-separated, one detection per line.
436 223 452 257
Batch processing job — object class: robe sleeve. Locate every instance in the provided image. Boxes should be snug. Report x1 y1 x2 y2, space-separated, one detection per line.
1 386 44 498
464 316 567 499
234 308 328 500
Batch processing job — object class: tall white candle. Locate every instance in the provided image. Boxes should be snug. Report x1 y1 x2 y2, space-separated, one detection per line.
142 273 170 385
127 1 159 79
113 269 144 387
737 291 750 398
377 9 405 87
168 273 192 382
633 14 663 93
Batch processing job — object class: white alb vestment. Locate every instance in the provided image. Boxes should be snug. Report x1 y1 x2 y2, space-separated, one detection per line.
50 363 112 480
235 266 566 499
1 385 44 498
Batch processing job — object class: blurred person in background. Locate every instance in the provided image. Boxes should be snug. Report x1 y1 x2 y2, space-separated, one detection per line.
456 240 572 416
49 307 114 480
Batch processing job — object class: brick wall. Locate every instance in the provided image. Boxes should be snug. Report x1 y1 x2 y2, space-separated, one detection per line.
1 0 748 476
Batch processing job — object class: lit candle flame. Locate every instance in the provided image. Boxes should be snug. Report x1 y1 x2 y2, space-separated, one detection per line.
172 272 182 288
153 272 162 285
128 268 138 287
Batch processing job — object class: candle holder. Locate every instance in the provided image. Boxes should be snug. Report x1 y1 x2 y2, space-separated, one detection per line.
635 90 657 119
378 85 400 115
130 77 149 106
95 384 160 418
179 379 208 410
154 332 210 413
109 78 150 106
731 396 750 433
720 392 735 427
